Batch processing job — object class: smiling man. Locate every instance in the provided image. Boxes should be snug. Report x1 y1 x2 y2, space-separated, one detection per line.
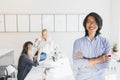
73 12 111 80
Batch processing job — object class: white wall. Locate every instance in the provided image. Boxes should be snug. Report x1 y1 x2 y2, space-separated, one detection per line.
0 0 111 36
0 0 111 65
111 0 120 51
0 32 84 65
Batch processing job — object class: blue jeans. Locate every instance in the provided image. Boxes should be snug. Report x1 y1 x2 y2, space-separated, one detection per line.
34 51 47 61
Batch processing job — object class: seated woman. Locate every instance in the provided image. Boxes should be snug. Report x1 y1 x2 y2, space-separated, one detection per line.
17 41 41 80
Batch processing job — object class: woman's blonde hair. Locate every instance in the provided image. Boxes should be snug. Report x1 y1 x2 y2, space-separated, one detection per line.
42 29 47 35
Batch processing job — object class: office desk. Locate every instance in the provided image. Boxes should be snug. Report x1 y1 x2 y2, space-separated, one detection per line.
0 49 13 58
25 56 75 80
0 49 14 78
0 49 14 65
105 54 120 80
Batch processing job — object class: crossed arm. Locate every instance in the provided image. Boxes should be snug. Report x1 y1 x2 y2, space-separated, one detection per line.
76 52 110 68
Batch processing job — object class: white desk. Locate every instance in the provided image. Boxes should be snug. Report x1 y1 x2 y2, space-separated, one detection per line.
105 54 120 80
0 49 14 65
25 56 75 80
0 49 13 57
0 49 14 78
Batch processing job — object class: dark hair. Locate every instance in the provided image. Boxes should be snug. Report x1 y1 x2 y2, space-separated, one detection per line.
20 41 33 56
83 12 103 37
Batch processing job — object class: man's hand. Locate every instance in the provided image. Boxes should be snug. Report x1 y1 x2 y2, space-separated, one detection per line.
87 54 111 68
98 54 111 63
76 52 83 59
35 38 39 42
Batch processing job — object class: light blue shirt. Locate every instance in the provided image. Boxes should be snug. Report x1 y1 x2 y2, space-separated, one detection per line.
73 35 111 80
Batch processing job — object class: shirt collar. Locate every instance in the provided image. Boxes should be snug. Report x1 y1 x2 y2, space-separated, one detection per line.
85 35 99 41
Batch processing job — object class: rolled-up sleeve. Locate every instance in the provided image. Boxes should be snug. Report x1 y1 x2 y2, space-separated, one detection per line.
96 38 111 69
73 40 88 68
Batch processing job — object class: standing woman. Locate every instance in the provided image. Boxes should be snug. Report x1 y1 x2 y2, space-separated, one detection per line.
73 12 111 80
17 41 41 80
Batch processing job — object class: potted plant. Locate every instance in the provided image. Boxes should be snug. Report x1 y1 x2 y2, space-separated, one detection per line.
112 43 118 52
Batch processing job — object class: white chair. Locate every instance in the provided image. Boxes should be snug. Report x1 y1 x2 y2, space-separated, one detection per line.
4 64 17 80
